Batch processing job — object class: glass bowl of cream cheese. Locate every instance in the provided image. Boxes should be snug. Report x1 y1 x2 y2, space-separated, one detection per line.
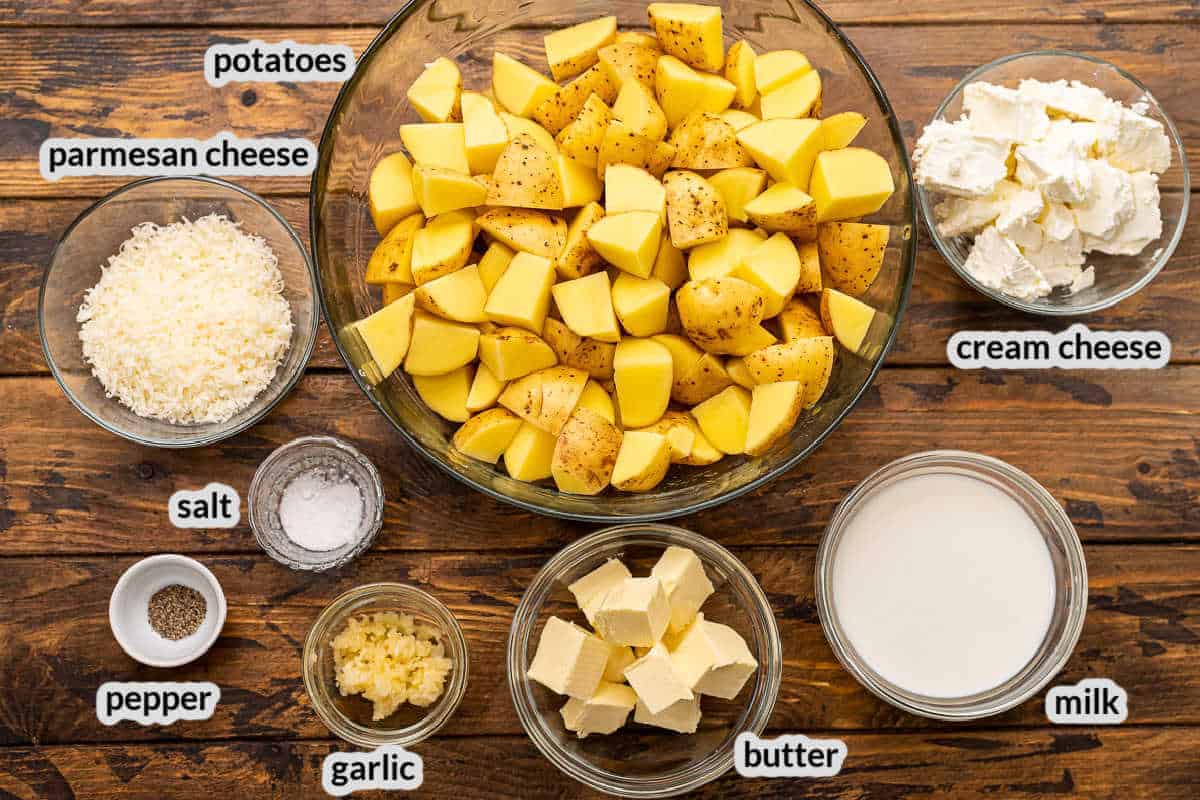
914 50 1189 315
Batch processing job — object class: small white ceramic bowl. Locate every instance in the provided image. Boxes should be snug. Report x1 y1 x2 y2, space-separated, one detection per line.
109 554 227 667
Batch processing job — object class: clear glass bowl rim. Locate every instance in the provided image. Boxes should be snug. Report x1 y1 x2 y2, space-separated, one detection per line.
308 0 919 524
301 582 471 747
38 174 320 448
814 449 1089 721
248 435 386 571
915 49 1192 317
506 523 783 797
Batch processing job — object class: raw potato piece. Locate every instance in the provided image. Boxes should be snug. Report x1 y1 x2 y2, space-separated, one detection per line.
821 111 867 149
453 407 522 463
413 365 473 422
606 165 667 220
676 277 766 353
655 56 736 128
691 386 752 454
754 50 812 94
647 3 724 72
615 31 660 49
744 381 804 455
485 252 557 332
400 123 471 174
552 408 623 494
809 148 895 222
500 113 559 154
664 171 728 250
492 53 558 117
731 233 802 318
553 272 621 341
577 379 616 422
725 356 754 388
505 422 558 481
759 70 821 120
407 57 462 123
415 264 488 323
596 120 657 174
410 210 475 285
544 16 618 81
820 288 876 352
611 431 672 492
369 153 420 235
555 202 606 279
707 168 767 225
744 183 817 239
744 336 834 407
612 80 668 142
557 155 605 207
688 228 766 281
382 283 410 306
720 109 759 132
651 236 688 289
404 311 480 376
599 42 661 91
736 118 824 187
724 40 757 109
668 412 724 466
349 293 416 383
646 141 677 178
500 366 589 435
478 327 557 381
365 214 422 285
675 353 732 405
817 222 889 297
477 208 567 258
461 92 510 174
668 113 755 170
613 338 673 427
587 211 662 278
413 165 487 217
778 297 827 340
466 362 506 412
488 134 565 210
612 274 671 337
556 94 612 169
534 63 620 136
478 242 514 293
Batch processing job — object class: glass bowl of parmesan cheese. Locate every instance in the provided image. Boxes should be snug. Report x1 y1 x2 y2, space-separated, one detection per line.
914 51 1189 315
40 176 319 447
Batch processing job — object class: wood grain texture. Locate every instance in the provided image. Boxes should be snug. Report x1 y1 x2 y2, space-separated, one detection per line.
2 728 1198 799
3 198 1198 377
1 368 1197 556
1 546 1197 745
0 24 1195 199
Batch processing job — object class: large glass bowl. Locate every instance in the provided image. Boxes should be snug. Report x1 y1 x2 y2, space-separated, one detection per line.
507 524 782 797
40 176 319 447
916 51 1190 316
311 0 916 521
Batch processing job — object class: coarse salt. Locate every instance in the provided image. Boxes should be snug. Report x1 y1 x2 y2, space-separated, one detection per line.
278 469 364 551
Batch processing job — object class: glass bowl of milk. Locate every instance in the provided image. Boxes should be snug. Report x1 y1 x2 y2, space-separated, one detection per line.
815 451 1087 720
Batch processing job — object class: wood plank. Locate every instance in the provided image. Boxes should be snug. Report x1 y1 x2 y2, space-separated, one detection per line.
1 728 1197 798
0 24 1194 199
0 546 1197 745
0 0 1194 27
1 368 1198 555
4 196 1198 377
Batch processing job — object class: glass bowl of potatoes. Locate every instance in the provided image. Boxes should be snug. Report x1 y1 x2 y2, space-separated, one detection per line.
311 0 916 522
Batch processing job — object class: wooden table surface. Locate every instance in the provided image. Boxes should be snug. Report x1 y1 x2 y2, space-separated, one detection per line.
2 1 1198 797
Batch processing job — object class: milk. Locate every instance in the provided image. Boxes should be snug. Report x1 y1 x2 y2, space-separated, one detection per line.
830 472 1056 699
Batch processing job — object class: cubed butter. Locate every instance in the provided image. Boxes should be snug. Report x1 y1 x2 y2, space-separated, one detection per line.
527 616 611 699
567 558 632 626
650 545 715 633
624 642 693 714
594 577 671 647
669 617 758 699
600 636 637 683
560 680 637 738
634 695 702 734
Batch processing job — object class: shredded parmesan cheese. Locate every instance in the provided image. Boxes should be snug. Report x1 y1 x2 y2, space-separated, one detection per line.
77 214 293 425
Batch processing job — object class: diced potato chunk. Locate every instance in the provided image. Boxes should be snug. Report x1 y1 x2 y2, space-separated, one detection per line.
817 221 889 296
551 408 623 494
599 42 661 91
687 228 765 281
485 252 557 332
596 120 657 175
743 336 834 406
655 56 736 128
553 272 621 342
488 134 564 211
555 202 606 279
759 70 821 120
612 274 671 337
724 40 757 109
413 364 473 422
605 164 666 220
466 361 506 412
647 3 724 72
557 155 605 207
453 407 523 463
690 386 751 454
778 296 826 340
478 241 514 292
404 310 480 376
736 118 824 187
365 214 423 285
731 233 802 318
821 111 867 149
556 94 612 169
348 293 416 383
407 56 462 123
744 380 804 455
400 123 470 174
743 182 817 238
476 208 567 258
413 165 487 217
492 53 557 117
586 211 663 278
577 379 616 422
611 430 672 491
651 235 688 289
410 210 475 285
754 50 812 94
809 148 895 222
504 422 557 481
500 112 559 154
478 327 558 381
663 170 727 250
613 338 673 427
499 365 589 435
545 16 618 81
668 113 755 170
612 80 668 141
461 92 510 174
719 109 760 132
707 167 767 225
414 264 488 323
369 153 420 235
820 288 876 352
534 63 620 136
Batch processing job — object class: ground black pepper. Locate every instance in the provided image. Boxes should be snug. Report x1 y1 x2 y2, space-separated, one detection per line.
148 584 207 640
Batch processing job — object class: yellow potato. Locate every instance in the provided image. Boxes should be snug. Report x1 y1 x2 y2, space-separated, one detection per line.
821 111 867 149
488 133 564 210
647 3 724 73
478 241 514 292
725 356 755 389
612 79 668 141
754 50 812 94
415 264 488 323
820 288 876 353
744 380 804 456
777 297 827 340
404 310 480 376
544 16 618 81
633 413 695 462
348 293 416 383
476 207 567 258
551 407 623 494
466 362 506 412
485 252 557 333
452 407 523 463
382 283 411 306
743 335 834 406
365 213 423 285
724 40 757 109
492 53 558 117
663 170 728 249
677 351 733 405
613 338 673 427
413 165 487 217
612 274 671 337
534 63 620 136
577 379 616 423
400 123 470 174
410 210 476 285
690 385 751 454
595 119 657 174
553 271 621 342
719 109 760 132
556 154 605 207
744 183 817 238
369 153 420 235
611 430 672 492
499 365 589 436
499 112 559 154
687 228 766 280
461 91 510 174
645 140 677 178
655 56 736 128
817 221 890 296
614 31 661 50
668 112 755 170
555 202 606 279
413 365 473 422
662 411 724 465
556 94 613 169
796 240 822 294
676 277 766 352
407 56 461 123
809 148 895 222
731 232 802 318
605 164 666 220
759 70 821 120
478 327 558 381
586 211 662 278
651 235 688 289
599 41 661 91
736 118 824 187
504 422 558 481
707 167 768 225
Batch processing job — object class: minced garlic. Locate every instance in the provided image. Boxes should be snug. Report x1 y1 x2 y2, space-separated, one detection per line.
330 612 452 720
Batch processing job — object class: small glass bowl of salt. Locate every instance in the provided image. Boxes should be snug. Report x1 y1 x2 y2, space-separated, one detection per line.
249 436 384 571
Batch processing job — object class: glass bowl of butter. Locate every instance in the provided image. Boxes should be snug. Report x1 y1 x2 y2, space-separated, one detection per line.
507 524 782 797
914 50 1189 315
